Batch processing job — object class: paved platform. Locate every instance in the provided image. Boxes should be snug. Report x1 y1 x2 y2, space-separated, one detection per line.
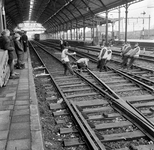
0 51 44 150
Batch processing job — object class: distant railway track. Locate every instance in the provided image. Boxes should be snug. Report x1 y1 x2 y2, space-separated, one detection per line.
37 41 154 87
30 41 154 150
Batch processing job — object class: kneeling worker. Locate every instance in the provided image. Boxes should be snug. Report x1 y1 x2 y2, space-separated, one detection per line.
76 58 89 72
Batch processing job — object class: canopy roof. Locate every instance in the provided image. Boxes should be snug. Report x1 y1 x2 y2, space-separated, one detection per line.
4 0 143 32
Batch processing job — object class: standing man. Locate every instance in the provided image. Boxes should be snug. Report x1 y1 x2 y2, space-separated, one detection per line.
121 42 132 68
97 43 112 72
21 31 28 61
127 43 140 69
14 33 25 69
60 38 64 50
21 31 28 52
61 42 76 75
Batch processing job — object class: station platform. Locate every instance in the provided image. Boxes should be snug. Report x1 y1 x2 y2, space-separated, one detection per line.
0 51 44 150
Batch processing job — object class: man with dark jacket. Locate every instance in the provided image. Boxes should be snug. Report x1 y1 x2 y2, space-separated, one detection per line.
0 29 19 79
14 33 25 69
21 31 28 52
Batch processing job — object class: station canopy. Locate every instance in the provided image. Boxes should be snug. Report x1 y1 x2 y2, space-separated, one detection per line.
4 0 142 32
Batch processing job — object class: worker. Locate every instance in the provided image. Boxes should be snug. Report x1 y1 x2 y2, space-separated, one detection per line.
97 42 105 69
60 38 64 50
127 43 140 69
97 42 112 72
121 42 132 68
61 42 76 75
76 58 89 72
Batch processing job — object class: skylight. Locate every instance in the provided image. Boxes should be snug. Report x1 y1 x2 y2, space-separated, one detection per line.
28 0 35 20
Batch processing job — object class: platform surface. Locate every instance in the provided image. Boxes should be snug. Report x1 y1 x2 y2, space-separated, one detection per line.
0 50 44 150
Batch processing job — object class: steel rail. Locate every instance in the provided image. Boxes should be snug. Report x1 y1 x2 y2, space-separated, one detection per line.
32 40 154 142
30 41 105 150
32 41 154 139
75 69 154 141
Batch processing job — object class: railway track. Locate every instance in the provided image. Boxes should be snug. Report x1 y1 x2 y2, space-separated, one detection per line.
29 41 154 150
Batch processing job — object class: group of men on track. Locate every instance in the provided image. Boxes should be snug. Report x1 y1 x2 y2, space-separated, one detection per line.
60 38 141 76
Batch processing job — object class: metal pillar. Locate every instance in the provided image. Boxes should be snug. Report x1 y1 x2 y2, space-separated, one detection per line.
76 20 78 40
0 0 4 33
148 15 151 38
105 10 108 44
70 22 72 40
112 22 115 40
83 17 85 41
66 23 68 40
92 16 94 42
118 7 121 40
2 6 6 29
125 2 128 43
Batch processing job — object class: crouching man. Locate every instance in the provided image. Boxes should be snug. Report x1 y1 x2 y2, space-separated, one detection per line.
76 58 89 72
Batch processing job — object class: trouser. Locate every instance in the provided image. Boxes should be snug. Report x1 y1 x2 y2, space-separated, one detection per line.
97 60 101 69
16 52 24 67
77 63 86 69
127 57 137 69
8 52 14 76
63 62 74 75
99 58 107 72
121 55 129 68
23 42 28 52
60 44 64 50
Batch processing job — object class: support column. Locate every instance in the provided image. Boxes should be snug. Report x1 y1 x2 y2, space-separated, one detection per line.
63 24 65 39
0 0 4 33
118 7 121 40
83 18 85 41
66 23 68 40
76 20 78 40
70 22 72 40
92 15 95 42
105 10 108 44
125 2 128 43
148 15 151 38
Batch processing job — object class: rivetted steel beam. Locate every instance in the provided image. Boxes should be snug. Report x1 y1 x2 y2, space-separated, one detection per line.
80 0 94 15
98 0 108 9
69 2 83 17
0 0 4 32
42 0 75 25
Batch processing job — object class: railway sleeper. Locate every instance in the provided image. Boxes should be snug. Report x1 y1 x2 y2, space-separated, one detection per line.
82 106 112 114
60 127 78 134
88 113 121 120
60 83 86 88
64 138 85 147
95 121 132 130
114 87 141 93
123 95 154 103
133 101 154 108
49 103 65 110
58 81 84 86
117 144 154 150
105 80 129 84
101 130 145 142
74 99 108 107
55 78 80 82
66 92 99 99
53 110 68 116
62 87 92 93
